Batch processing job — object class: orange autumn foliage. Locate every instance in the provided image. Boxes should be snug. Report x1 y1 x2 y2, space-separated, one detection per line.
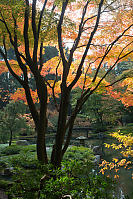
10 88 39 104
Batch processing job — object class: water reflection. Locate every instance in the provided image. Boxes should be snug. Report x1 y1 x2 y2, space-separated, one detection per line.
84 137 133 198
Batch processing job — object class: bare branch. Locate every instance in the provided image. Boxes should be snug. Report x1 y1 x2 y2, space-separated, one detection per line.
83 0 120 26
12 13 29 83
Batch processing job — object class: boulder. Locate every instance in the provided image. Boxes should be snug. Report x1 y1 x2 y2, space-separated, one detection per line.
16 140 29 146
93 155 101 164
93 145 102 155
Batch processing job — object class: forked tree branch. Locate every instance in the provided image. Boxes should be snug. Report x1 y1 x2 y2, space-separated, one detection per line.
68 0 104 90
0 44 24 86
68 0 91 68
57 0 69 85
92 24 133 83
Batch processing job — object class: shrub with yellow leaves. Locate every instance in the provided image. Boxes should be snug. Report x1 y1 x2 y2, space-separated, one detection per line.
99 131 133 179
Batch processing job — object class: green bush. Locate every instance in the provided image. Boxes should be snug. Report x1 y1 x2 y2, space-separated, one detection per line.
64 146 94 162
9 161 115 199
1 145 22 155
63 146 95 176
7 146 115 199
0 144 36 156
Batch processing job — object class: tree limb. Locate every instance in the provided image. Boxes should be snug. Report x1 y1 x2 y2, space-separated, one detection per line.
68 0 104 90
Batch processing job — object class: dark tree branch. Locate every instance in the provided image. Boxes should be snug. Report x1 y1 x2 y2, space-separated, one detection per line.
32 0 37 40
82 41 133 99
82 56 103 94
105 77 125 87
24 0 33 64
92 24 133 83
83 0 120 26
12 13 29 83
0 12 15 46
57 0 69 85
68 0 91 68
38 0 48 39
91 49 133 96
0 46 24 86
68 0 104 90
39 41 43 72
51 58 61 111
32 0 39 65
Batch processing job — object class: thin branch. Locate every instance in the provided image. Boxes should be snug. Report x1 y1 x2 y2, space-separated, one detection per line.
12 13 29 83
0 12 15 46
57 0 68 80
38 0 48 39
68 0 91 68
92 24 133 83
32 0 37 41
105 77 125 87
68 0 104 90
24 0 32 63
83 0 120 26
0 46 24 86
45 58 61 111
92 49 133 94
82 56 103 94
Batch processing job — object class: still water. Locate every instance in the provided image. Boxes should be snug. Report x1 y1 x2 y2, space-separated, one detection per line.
86 137 133 199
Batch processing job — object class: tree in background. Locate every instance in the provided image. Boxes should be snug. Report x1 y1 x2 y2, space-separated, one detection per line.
0 0 133 167
0 101 28 145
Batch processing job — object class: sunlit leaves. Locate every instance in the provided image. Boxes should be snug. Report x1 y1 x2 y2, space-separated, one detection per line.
10 88 39 104
99 131 133 179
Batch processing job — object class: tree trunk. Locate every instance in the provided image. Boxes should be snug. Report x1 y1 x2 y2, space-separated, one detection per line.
9 129 13 146
51 89 70 167
36 125 48 163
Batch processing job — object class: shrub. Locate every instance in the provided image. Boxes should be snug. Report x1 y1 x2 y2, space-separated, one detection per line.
1 145 22 155
7 146 115 199
63 146 95 176
9 162 115 199
0 144 36 156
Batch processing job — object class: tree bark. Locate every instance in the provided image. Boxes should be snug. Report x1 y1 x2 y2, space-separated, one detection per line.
51 88 70 167
36 122 48 163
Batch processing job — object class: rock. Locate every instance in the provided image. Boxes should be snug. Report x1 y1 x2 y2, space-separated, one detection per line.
94 155 101 164
93 146 102 155
16 140 29 145
4 167 14 176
